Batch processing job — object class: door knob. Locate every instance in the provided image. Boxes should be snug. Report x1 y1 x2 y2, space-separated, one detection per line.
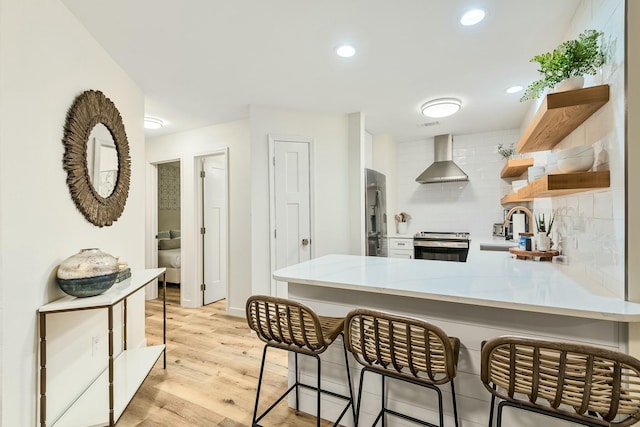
302 238 310 246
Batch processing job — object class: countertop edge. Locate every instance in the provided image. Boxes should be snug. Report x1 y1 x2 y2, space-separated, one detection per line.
274 255 640 322
278 276 640 322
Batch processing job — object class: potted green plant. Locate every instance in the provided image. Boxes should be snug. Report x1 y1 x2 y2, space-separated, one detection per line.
521 29 605 102
534 213 555 251
497 143 515 160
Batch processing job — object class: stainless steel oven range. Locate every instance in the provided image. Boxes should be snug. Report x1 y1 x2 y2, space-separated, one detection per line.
413 231 470 262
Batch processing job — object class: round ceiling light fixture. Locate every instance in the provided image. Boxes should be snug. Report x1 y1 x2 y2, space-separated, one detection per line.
505 85 524 94
421 98 462 118
336 44 356 58
460 9 486 26
144 116 164 130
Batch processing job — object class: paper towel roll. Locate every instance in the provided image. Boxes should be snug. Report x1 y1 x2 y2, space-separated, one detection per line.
512 213 525 239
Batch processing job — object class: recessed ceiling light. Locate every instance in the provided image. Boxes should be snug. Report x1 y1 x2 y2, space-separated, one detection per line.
421 98 462 118
336 44 356 58
144 117 164 130
505 85 524 94
460 9 486 26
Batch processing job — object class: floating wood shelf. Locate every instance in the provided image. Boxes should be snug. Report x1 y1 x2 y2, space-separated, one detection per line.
500 192 533 204
516 85 610 153
500 157 535 178
500 170 610 204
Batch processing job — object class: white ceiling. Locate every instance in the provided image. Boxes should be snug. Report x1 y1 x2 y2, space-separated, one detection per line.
61 0 580 142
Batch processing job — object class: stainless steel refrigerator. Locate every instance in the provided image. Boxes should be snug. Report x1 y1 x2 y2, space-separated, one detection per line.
365 168 388 257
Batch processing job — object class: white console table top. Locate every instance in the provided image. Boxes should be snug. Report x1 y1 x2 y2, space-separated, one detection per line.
274 254 640 322
40 268 165 313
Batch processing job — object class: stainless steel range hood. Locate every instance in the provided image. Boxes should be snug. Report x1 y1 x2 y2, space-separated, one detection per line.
415 134 468 184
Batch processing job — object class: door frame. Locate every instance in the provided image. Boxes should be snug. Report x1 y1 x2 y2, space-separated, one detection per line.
146 158 182 301
268 135 315 296
195 148 230 309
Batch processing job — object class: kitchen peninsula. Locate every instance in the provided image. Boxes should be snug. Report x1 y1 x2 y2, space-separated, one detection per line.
274 253 640 427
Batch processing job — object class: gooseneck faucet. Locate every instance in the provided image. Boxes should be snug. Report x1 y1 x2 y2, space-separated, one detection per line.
504 206 534 234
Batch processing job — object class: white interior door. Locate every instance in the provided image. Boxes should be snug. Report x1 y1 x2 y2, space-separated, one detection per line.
271 138 312 297
202 155 227 304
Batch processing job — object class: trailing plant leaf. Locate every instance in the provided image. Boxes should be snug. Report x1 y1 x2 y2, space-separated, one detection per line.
521 30 604 102
497 143 515 159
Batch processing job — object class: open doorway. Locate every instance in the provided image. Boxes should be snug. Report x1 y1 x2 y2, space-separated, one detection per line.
157 161 182 299
196 150 229 307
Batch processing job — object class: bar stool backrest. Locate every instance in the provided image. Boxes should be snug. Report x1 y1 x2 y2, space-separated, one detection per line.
344 309 459 386
481 336 640 426
246 295 329 355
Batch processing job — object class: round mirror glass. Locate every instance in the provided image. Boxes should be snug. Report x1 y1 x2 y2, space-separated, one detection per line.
87 123 118 198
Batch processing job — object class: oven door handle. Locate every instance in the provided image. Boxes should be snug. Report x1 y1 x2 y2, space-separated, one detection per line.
414 241 469 249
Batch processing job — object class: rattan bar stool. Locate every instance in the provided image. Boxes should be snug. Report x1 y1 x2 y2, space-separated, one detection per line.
481 335 640 427
246 295 355 427
344 309 460 427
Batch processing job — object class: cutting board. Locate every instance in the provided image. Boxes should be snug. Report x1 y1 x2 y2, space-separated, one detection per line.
509 247 559 261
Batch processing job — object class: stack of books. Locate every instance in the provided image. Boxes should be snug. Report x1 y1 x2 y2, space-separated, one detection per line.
116 262 131 283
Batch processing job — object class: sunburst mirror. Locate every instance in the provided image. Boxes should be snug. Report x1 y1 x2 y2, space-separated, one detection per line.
62 90 131 227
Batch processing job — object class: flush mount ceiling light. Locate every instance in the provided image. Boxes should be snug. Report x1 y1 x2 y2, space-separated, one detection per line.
144 117 164 130
336 44 356 58
460 9 486 26
421 98 462 118
505 85 524 94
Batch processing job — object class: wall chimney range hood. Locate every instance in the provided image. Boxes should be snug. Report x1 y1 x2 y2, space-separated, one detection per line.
415 134 468 184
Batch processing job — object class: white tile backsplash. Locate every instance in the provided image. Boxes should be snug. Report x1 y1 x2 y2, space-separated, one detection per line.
397 129 518 240
594 191 613 219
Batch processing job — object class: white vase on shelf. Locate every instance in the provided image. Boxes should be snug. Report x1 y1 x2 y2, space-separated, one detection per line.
555 76 585 92
397 222 408 234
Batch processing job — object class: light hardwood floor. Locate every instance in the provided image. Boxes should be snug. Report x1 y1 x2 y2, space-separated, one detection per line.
117 287 332 426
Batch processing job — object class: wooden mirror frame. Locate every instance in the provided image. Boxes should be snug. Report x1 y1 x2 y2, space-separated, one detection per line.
62 90 131 227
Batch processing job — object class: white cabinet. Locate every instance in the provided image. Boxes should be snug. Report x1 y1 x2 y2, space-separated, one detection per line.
389 237 414 259
38 268 166 427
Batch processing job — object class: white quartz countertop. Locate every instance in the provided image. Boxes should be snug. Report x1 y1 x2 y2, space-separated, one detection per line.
273 253 640 322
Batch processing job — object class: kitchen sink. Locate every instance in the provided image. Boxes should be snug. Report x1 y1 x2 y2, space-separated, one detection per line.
480 241 518 252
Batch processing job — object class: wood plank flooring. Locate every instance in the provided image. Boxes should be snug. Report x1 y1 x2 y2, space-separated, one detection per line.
117 287 332 426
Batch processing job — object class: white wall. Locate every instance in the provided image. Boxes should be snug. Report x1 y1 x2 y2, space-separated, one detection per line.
372 133 398 235
0 0 146 424
532 0 625 297
349 113 366 255
146 120 250 315
249 106 352 297
396 130 519 239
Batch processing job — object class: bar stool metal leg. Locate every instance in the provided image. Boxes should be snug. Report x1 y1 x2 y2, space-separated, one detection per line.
340 333 357 425
252 345 269 426
381 375 386 427
450 381 459 427
295 352 300 413
316 354 321 427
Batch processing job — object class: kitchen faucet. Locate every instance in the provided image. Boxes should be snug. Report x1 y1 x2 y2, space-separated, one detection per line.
503 206 534 235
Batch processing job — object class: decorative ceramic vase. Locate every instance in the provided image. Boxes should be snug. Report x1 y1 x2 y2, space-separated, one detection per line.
536 233 551 252
56 248 119 297
397 222 408 234
555 76 585 92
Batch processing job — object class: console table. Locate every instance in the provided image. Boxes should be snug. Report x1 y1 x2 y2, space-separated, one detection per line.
38 268 166 427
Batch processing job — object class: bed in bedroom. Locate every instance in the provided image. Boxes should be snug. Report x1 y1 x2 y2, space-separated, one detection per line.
158 229 181 285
